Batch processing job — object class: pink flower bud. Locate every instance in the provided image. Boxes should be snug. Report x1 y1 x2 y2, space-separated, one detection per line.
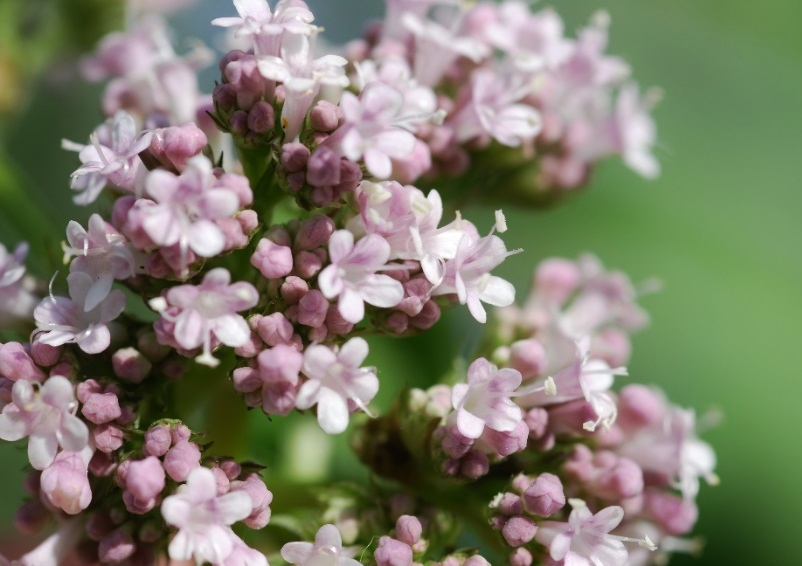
397 278 432 316
212 466 230 495
170 423 192 444
230 473 272 529
159 123 207 171
482 421 528 457
523 473 565 517
591 328 631 367
262 380 297 416
596 457 643 499
395 515 422 546
111 348 152 383
257 313 295 346
144 425 172 457
280 276 309 305
310 100 342 132
509 547 533 566
374 536 413 566
307 146 341 187
237 209 259 234
409 300 440 330
297 290 329 328
213 82 237 111
137 331 170 363
89 451 117 477
230 110 249 136
94 424 124 453
295 215 335 251
460 451 489 480
281 142 311 173
82 392 122 424
30 337 61 368
252 238 294 279
386 312 409 334
508 339 546 379
618 385 665 428
294 250 323 279
86 511 115 541
99 529 136 563
76 379 102 403
220 460 242 480
40 451 92 515
163 440 201 482
442 427 473 459
258 345 303 384
0 342 45 382
127 457 166 502
523 408 549 440
502 516 537 547
247 100 275 133
511 473 533 494
325 305 354 335
496 493 523 517
535 258 580 304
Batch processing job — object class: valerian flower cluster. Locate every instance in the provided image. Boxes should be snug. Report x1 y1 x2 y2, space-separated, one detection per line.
0 1 714 565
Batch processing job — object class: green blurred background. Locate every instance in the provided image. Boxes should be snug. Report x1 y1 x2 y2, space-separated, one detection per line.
1 0 800 563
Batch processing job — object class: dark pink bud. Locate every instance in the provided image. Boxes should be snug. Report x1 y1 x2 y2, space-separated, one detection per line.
82 392 122 425
409 300 440 330
294 250 323 279
309 100 342 132
143 426 172 459
460 451 489 479
281 142 311 173
280 276 309 305
0 342 45 382
234 332 262 358
395 515 422 546
14 500 50 535
230 110 249 136
442 427 473 459
251 238 294 279
94 424 124 453
247 100 275 133
325 305 354 335
511 473 533 494
213 82 237 111
163 441 201 482
386 312 409 334
523 473 565 517
170 424 191 444
295 215 335 251
502 516 537 547
397 278 432 316
30 337 61 368
307 146 341 187
99 529 136 563
86 511 115 541
483 421 528 457
374 536 413 566
89 451 117 477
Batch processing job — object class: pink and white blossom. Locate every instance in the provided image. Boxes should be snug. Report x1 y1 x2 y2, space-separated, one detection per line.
0 242 37 330
152 268 258 367
281 523 361 566
61 111 152 205
162 466 254 565
0 376 88 470
40 444 94 515
298 337 378 434
317 230 404 324
34 272 126 354
64 214 137 311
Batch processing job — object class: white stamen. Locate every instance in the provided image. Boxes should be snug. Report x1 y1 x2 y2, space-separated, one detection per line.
148 297 167 313
494 209 507 233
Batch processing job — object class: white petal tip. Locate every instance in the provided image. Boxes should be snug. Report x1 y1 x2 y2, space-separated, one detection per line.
148 297 167 313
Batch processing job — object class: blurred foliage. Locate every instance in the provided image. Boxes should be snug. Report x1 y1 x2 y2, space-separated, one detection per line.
0 0 800 564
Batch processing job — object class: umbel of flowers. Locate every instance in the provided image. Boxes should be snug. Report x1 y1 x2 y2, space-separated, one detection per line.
0 1 714 565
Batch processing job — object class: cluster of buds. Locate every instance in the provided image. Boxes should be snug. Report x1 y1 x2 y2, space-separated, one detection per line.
0 0 712 565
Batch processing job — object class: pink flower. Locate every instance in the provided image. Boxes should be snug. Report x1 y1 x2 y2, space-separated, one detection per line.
434 224 519 324
0 242 37 330
535 499 655 565
298 337 378 434
450 358 523 439
142 155 242 270
318 230 404 324
62 111 152 205
34 271 126 354
0 376 89 470
153 268 258 367
281 523 361 566
64 214 137 311
39 445 94 515
162 467 254 564
331 82 418 179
